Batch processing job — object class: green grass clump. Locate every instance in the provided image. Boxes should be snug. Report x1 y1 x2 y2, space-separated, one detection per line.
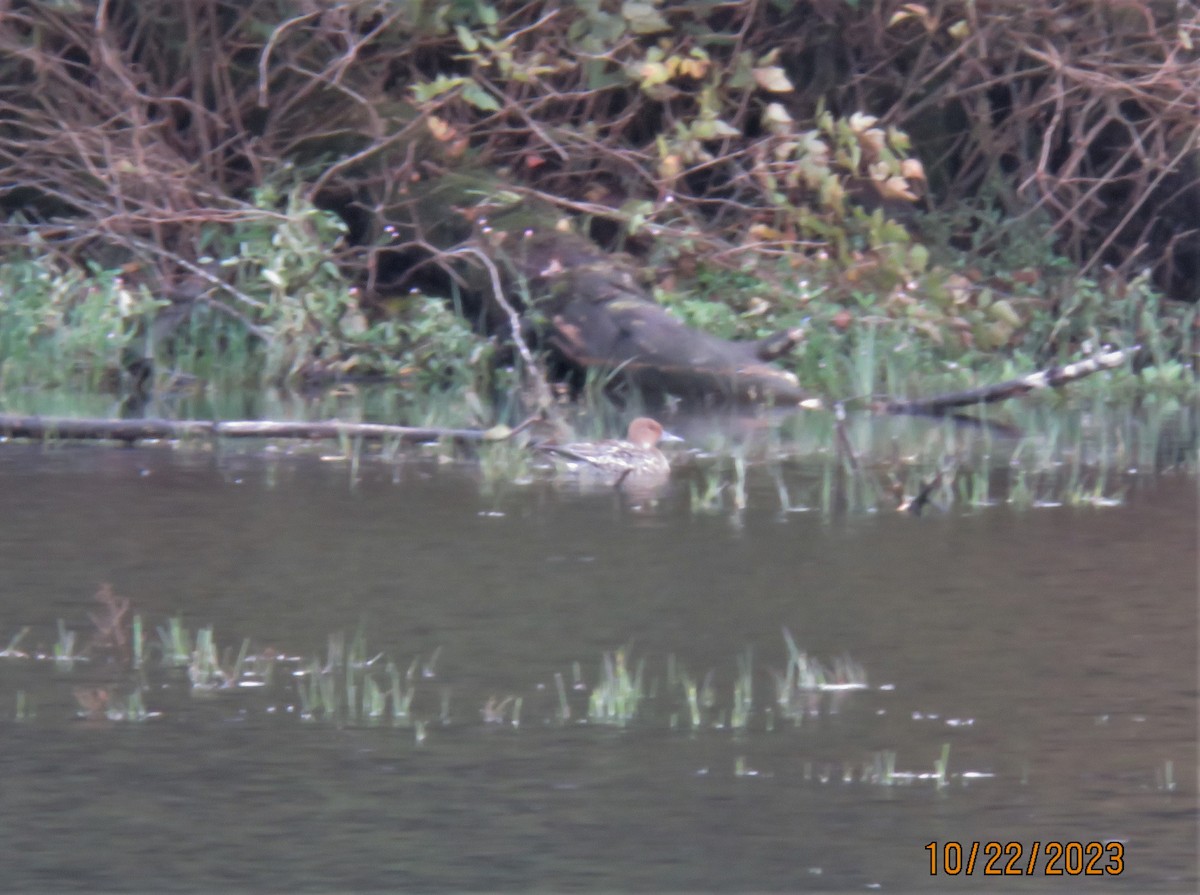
774 628 867 724
587 648 645 727
295 630 426 728
0 257 163 393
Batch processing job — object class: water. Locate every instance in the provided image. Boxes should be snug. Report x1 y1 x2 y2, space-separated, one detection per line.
0 435 1195 891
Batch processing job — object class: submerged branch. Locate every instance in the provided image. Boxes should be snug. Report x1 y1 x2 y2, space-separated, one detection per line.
881 346 1139 417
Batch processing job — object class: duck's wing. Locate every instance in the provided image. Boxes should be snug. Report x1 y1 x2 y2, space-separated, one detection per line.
535 441 607 463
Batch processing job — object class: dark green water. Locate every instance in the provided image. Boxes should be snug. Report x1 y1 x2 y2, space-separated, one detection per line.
0 434 1195 891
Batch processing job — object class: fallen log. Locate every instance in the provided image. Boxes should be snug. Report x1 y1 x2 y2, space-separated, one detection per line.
879 346 1140 416
493 228 814 406
379 181 814 407
0 415 493 445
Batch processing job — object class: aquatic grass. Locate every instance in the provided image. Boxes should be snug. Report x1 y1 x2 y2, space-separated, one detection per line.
295 658 321 720
669 662 703 730
959 462 995 508
1008 467 1032 509
362 674 387 721
775 629 868 722
770 461 814 515
699 669 717 713
554 671 571 723
291 630 427 727
730 646 754 731
157 617 192 667
687 463 727 514
72 684 158 723
731 454 748 512
189 625 225 691
734 755 764 778
1157 760 1176 793
588 648 645 727
847 322 881 401
683 673 702 728
421 646 442 679
387 660 416 724
859 744 966 788
54 620 78 670
482 695 521 725
132 613 144 669
870 750 898 786
479 438 536 491
1 626 31 659
106 687 156 722
934 742 951 790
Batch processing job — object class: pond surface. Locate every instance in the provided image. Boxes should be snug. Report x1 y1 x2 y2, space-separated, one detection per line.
0 420 1195 892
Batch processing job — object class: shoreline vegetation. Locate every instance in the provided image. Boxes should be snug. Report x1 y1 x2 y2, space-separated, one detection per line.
0 343 1143 445
0 2 1195 431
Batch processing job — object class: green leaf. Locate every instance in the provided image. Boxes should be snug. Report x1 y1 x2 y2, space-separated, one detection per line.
455 25 479 52
411 75 466 103
989 299 1022 327
462 81 500 111
622 2 670 34
635 60 671 88
908 244 929 273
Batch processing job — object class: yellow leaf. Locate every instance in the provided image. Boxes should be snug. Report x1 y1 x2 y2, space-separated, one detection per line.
638 60 671 87
427 116 455 142
744 296 771 316
658 154 682 179
888 3 933 30
748 223 784 241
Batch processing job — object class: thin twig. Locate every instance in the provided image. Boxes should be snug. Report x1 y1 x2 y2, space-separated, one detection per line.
447 244 555 411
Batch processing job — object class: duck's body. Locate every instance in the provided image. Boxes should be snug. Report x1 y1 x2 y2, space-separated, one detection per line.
537 417 675 478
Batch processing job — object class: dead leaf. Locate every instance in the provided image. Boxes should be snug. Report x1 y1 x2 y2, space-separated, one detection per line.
753 66 794 93
427 116 456 142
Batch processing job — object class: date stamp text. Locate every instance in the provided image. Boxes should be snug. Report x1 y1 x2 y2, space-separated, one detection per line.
926 841 1124 876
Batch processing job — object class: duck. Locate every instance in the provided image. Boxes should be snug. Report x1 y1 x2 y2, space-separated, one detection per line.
536 417 679 479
